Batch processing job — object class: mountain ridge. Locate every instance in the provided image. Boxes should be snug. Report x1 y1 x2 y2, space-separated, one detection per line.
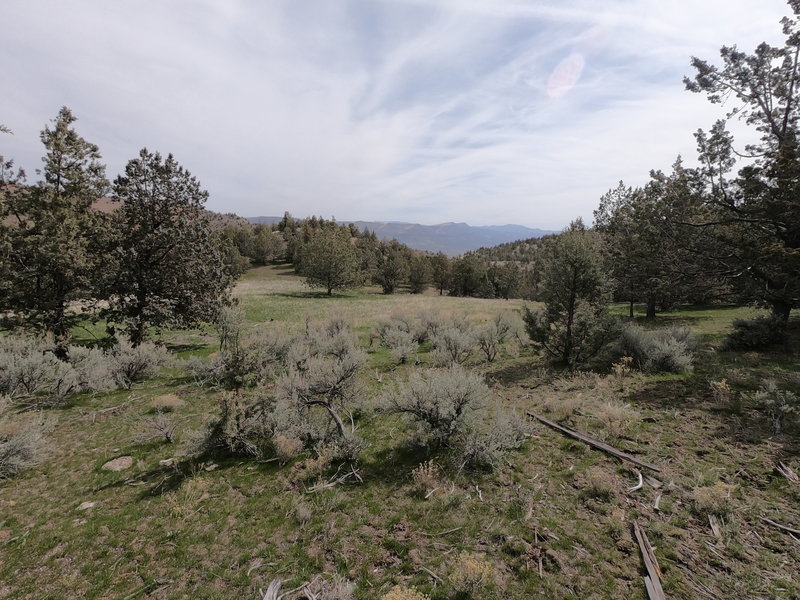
247 216 555 256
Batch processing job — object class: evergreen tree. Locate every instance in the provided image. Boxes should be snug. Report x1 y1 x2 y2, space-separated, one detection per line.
523 220 616 366
685 4 800 320
299 225 362 295
107 149 233 345
408 254 431 294
374 240 409 294
430 252 452 295
0 107 109 354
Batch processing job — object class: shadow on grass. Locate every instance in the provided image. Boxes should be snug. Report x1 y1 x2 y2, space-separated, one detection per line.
164 342 212 355
94 452 283 499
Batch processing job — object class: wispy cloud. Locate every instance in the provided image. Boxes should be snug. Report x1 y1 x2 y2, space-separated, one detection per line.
0 0 790 229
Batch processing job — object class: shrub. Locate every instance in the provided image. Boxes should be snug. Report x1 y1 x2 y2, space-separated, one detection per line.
134 411 178 444
449 551 496 595
386 365 488 449
752 379 798 434
524 301 618 368
272 434 304 464
722 313 789 351
185 330 291 390
0 411 52 479
476 314 512 363
430 326 475 366
68 345 116 392
617 325 694 373
195 393 265 458
383 329 418 365
272 320 366 465
0 335 79 403
111 338 171 389
452 411 530 471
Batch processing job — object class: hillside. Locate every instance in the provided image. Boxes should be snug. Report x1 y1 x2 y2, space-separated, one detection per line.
248 216 555 255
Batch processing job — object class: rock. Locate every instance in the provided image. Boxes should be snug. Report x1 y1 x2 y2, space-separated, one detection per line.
76 501 97 511
102 456 134 471
159 458 176 467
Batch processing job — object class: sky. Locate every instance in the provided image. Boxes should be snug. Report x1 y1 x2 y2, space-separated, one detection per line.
0 0 791 230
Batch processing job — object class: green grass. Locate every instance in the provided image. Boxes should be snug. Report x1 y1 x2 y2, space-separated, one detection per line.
1 265 799 599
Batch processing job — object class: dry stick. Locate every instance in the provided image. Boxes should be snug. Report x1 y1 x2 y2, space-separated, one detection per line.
633 522 666 600
424 487 441 499
776 462 799 483
422 526 463 537
527 411 661 472
419 565 443 584
762 517 800 537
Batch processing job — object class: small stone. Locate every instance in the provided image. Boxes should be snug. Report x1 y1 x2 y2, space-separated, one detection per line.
102 456 134 471
76 501 97 511
204 463 218 472
159 458 176 467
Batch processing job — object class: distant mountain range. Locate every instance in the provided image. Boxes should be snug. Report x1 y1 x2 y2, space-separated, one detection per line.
247 216 555 256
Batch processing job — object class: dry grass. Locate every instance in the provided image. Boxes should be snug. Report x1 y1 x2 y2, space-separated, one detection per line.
151 393 185 412
449 551 496 594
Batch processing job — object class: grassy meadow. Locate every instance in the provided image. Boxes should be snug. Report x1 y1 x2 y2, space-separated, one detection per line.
1 265 799 600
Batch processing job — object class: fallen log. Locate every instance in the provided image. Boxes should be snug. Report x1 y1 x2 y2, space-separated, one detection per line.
633 521 666 600
527 411 661 472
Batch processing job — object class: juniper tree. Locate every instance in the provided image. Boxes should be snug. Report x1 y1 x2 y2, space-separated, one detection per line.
299 225 362 295
685 2 800 321
107 149 233 345
523 219 617 366
0 107 109 355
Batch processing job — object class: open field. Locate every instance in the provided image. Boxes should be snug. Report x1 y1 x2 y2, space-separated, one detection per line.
2 265 799 600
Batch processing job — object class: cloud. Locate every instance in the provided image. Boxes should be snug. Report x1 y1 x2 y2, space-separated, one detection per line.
0 0 790 228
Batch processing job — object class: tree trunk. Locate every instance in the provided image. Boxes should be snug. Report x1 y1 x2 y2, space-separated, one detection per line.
645 296 657 320
771 298 792 323
629 300 634 319
52 302 69 360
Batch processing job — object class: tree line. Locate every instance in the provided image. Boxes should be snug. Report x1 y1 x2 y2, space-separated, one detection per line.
0 108 235 355
218 213 539 299
481 4 800 330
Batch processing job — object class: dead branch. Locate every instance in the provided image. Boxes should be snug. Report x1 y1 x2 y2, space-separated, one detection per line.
708 515 722 540
633 522 666 600
776 462 799 483
419 565 443 584
653 494 662 512
306 471 355 493
527 411 660 472
424 487 441 499
260 580 283 600
762 517 800 537
89 396 137 423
